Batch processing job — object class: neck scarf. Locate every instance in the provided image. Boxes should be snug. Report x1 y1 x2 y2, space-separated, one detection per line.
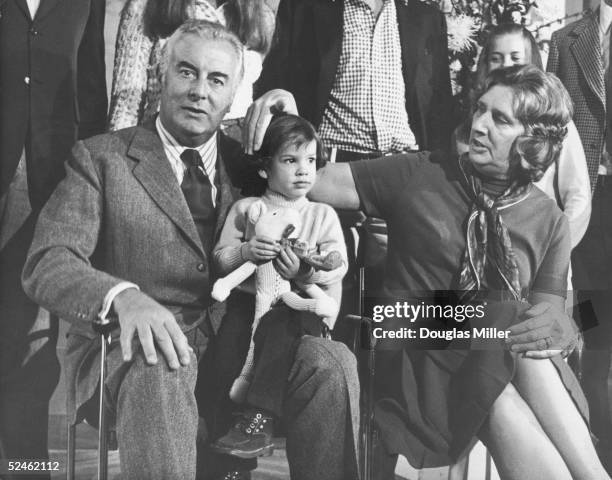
457 154 532 302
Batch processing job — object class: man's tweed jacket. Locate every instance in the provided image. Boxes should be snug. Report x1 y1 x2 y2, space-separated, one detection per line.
548 10 605 192
22 122 245 421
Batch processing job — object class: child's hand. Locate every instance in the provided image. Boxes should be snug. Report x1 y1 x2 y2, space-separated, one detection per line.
274 246 300 280
243 235 281 262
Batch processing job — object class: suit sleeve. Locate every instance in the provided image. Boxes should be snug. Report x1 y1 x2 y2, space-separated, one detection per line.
254 0 293 97
108 0 154 131
427 10 455 150
22 141 126 325
546 31 561 76
76 0 108 139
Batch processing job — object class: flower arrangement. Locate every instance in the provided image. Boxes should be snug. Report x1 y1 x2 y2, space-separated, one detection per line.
422 0 571 114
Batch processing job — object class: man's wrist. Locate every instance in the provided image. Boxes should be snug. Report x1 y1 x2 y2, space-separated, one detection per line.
100 282 139 319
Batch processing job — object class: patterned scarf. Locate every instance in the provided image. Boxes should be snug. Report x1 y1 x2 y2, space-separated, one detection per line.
457 154 531 302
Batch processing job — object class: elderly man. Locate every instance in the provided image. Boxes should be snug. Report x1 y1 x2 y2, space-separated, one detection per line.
22 20 359 480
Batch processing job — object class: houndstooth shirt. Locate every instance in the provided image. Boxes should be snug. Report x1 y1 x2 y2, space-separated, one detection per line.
318 0 417 154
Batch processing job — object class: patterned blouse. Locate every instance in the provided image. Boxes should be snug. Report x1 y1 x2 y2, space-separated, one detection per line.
108 0 264 131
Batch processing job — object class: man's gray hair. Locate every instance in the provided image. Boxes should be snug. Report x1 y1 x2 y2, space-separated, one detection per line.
160 19 245 84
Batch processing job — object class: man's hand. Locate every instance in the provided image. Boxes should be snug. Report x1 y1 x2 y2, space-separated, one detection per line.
274 246 301 279
243 235 281 262
112 289 192 369
505 301 578 359
243 89 298 154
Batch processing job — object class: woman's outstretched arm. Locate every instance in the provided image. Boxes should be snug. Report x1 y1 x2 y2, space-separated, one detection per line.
309 163 360 210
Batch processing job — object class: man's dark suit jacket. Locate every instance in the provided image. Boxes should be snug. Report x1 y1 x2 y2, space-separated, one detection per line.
0 0 107 209
22 123 245 421
256 0 454 151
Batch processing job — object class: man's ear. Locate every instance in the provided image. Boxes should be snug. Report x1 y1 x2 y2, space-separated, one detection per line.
258 169 268 179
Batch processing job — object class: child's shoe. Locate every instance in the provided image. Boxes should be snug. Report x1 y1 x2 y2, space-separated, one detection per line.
211 409 274 458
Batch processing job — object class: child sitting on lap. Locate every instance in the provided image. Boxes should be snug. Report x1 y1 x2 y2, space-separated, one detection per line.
211 114 348 459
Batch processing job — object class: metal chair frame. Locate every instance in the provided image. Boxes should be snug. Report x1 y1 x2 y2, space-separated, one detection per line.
67 316 117 480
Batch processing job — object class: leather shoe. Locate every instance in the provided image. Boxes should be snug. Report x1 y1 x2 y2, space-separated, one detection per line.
211 409 274 458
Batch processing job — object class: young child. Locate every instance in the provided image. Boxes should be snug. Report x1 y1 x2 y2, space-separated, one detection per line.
211 114 348 458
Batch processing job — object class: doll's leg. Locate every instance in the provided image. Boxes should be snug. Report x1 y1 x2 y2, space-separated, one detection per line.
281 289 338 319
230 294 276 404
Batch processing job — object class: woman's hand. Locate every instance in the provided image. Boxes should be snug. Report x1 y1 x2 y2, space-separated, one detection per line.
242 235 281 262
243 89 298 154
505 301 579 359
274 246 301 280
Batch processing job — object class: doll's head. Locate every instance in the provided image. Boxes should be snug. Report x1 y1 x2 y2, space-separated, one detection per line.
254 114 328 200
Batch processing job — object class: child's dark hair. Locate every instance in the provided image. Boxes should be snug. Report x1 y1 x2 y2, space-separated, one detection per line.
255 114 328 171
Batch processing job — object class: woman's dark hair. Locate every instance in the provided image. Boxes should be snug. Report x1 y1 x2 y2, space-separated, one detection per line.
256 114 328 171
144 0 274 54
144 0 191 38
223 0 274 55
479 65 572 183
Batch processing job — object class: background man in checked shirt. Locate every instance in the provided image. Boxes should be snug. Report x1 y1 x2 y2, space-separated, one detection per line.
547 0 612 472
244 0 455 313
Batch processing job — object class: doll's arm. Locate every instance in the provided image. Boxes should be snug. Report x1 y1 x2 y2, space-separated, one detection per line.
213 200 254 275
211 262 257 302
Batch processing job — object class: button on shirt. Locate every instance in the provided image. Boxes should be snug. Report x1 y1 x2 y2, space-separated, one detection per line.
155 116 218 205
319 0 417 154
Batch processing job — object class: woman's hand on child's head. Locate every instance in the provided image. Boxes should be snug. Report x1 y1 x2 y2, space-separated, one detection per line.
274 246 301 280
243 235 281 262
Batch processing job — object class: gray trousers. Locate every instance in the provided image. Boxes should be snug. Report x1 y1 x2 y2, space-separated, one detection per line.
104 332 360 480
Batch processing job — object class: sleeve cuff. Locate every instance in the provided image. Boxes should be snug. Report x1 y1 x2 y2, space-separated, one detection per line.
99 282 140 320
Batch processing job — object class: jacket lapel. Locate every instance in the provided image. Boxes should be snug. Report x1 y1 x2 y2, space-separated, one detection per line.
214 133 242 242
32 0 62 23
10 0 31 20
128 124 205 258
570 14 606 110
313 0 343 123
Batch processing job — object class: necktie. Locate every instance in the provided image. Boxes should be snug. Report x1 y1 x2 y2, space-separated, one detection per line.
180 149 215 252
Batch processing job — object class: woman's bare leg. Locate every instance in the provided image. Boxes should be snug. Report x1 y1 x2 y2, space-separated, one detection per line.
513 356 609 480
479 382 573 480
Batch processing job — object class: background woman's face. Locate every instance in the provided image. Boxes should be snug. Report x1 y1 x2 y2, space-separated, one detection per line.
487 33 528 72
468 85 525 178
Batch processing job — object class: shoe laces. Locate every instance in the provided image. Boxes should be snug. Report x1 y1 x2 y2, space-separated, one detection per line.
222 471 246 480
233 411 269 435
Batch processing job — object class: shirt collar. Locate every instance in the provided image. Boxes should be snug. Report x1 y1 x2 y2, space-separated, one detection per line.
600 2 612 36
156 117 217 155
155 116 218 179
